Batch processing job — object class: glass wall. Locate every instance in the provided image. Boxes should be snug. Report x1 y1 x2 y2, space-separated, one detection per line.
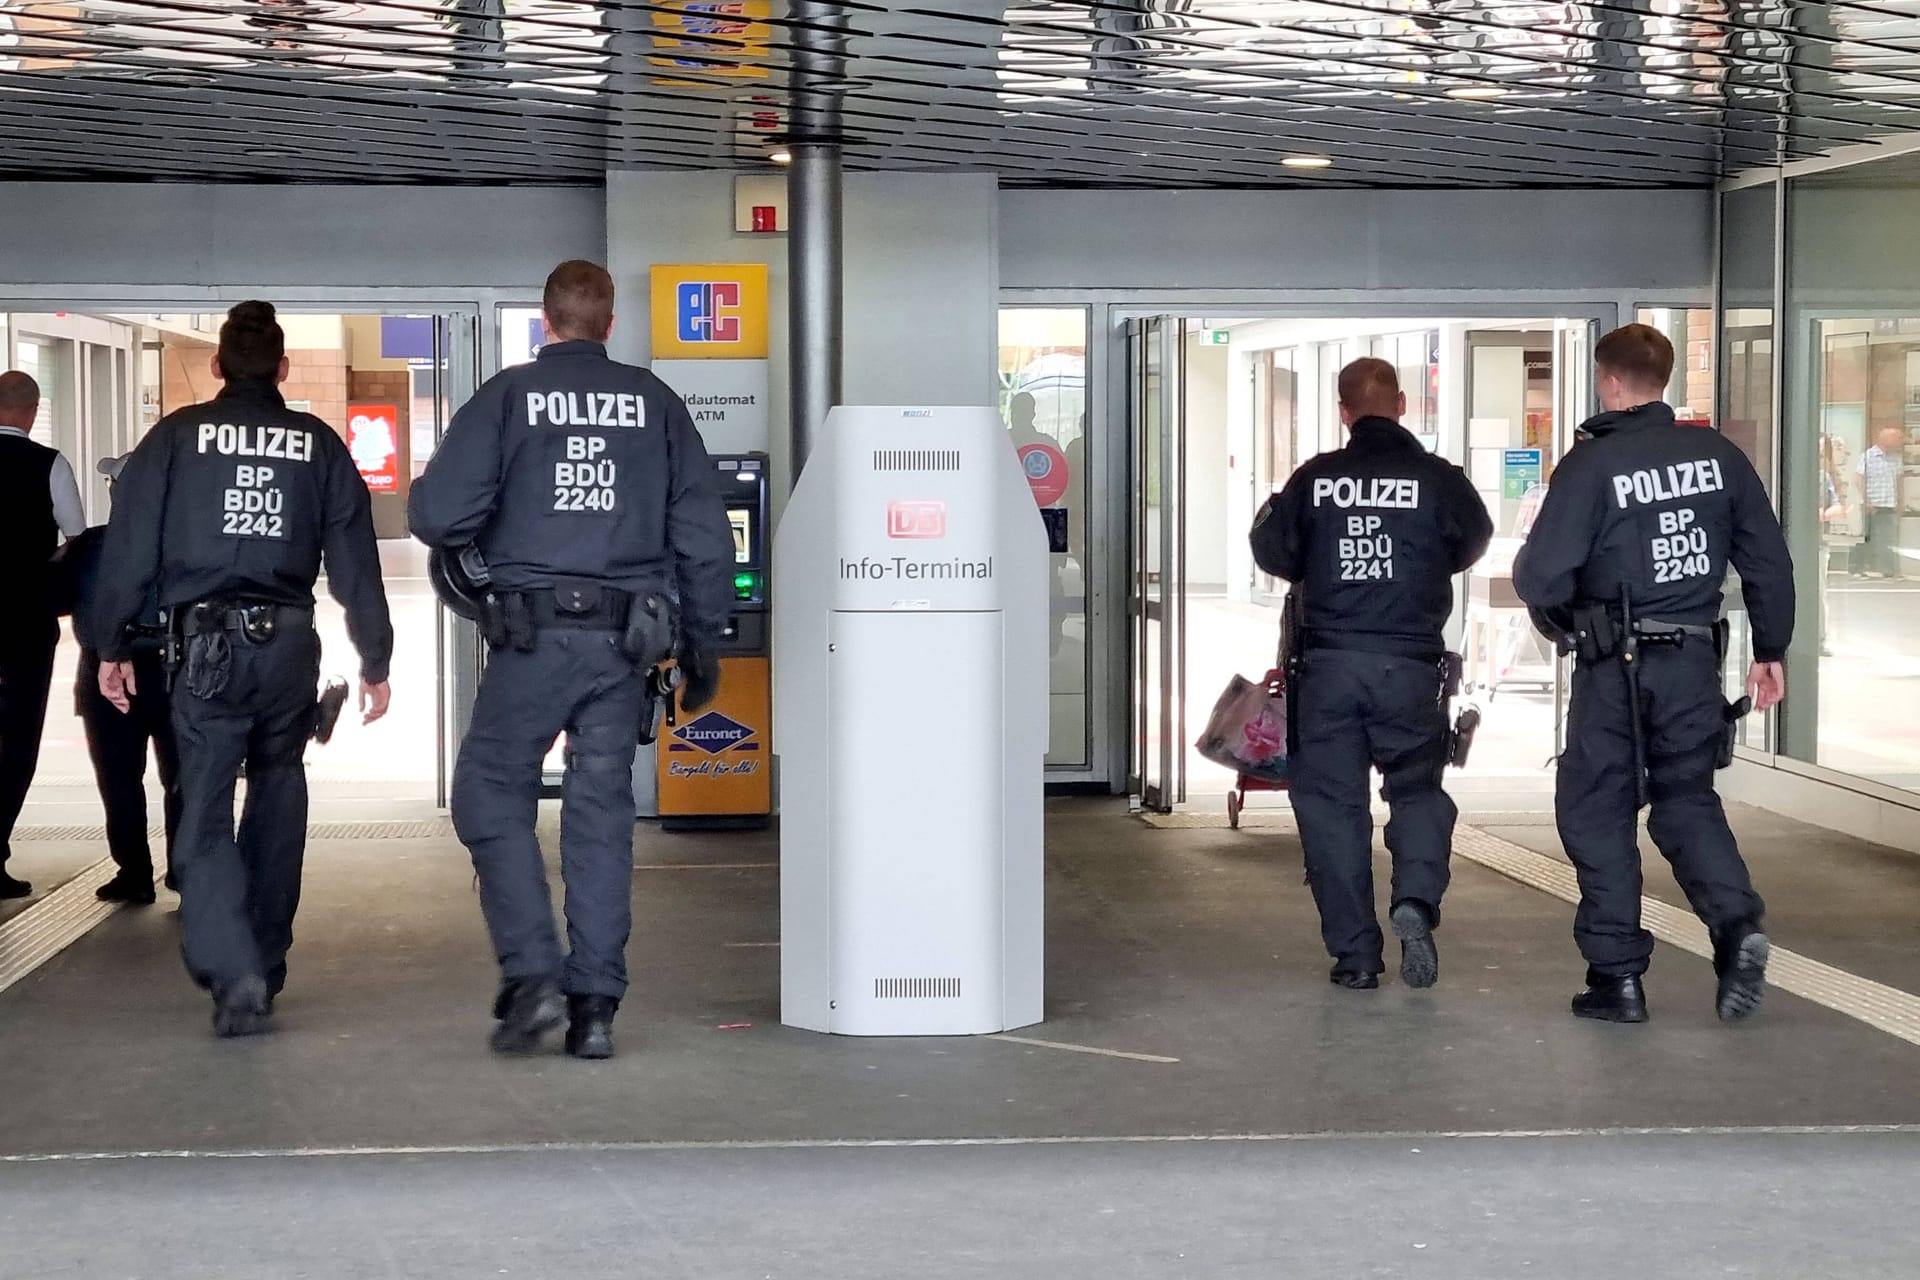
998 307 1091 769
1718 159 1920 795
1776 163 1920 791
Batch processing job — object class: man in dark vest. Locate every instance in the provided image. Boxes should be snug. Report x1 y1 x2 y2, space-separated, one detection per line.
0 370 88 899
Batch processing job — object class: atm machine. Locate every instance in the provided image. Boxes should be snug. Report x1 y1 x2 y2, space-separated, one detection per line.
654 452 773 829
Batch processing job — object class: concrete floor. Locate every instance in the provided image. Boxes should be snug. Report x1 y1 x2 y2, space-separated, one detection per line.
4 1134 1917 1279
2 800 1917 1275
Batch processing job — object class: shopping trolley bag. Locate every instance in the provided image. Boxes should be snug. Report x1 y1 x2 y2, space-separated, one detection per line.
1195 669 1289 787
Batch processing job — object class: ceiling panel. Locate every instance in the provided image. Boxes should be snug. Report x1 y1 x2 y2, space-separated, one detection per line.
1 1 1919 186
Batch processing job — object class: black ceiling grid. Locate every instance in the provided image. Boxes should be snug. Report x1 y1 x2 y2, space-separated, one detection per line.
0 2 1919 186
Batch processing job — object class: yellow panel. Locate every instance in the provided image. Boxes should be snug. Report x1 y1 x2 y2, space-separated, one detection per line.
657 656 772 817
649 264 769 360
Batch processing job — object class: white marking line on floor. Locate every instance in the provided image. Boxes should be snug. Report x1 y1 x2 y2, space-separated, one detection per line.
0 859 124 997
724 942 781 948
1452 828 1920 1047
992 1035 1181 1064
635 863 777 871
6 1123 1919 1165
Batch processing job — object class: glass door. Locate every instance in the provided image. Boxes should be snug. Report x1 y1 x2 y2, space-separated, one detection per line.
1127 317 1187 811
434 312 482 807
1550 318 1596 754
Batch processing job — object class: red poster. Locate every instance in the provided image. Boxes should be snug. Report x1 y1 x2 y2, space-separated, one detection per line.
347 404 400 494
1017 442 1070 507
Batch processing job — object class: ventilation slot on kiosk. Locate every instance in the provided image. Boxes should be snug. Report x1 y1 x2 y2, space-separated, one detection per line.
872 449 961 473
874 978 964 1000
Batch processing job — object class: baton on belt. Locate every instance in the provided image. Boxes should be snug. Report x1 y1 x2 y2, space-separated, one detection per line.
1281 589 1304 757
1619 585 1650 810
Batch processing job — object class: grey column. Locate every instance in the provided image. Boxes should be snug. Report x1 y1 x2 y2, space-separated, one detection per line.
788 142 842 479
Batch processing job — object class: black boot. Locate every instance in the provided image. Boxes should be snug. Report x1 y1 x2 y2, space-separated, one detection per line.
1391 900 1439 989
96 871 157 906
0 868 31 900
1328 964 1381 990
490 978 566 1054
1713 923 1770 1023
212 975 272 1039
1572 971 1648 1023
565 995 619 1060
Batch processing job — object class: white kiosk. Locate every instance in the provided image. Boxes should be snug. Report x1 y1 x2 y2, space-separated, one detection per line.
774 405 1047 1035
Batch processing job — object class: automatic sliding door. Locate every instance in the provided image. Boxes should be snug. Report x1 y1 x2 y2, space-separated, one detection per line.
1128 316 1187 811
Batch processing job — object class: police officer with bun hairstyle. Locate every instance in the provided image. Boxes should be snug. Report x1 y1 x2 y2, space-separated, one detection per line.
92 301 393 1037
1514 324 1792 1025
1251 358 1492 991
409 260 733 1060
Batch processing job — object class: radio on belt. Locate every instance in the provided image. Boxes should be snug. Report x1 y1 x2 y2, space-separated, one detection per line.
774 406 1047 1036
655 452 772 830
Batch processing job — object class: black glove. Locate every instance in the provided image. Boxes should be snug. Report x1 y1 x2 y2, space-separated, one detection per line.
679 644 721 713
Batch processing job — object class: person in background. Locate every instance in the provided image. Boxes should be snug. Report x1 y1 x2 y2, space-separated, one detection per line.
0 370 87 900
58 455 182 905
1852 425 1905 580
1817 434 1847 656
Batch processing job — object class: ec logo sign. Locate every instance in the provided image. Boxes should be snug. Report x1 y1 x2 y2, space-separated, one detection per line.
676 282 743 344
887 500 946 540
652 264 768 360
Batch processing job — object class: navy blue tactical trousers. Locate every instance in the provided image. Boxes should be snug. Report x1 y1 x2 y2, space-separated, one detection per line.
452 630 646 1000
1556 642 1764 977
1289 648 1456 974
171 627 317 996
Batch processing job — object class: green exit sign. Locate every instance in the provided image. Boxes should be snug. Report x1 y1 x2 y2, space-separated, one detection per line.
1201 329 1231 346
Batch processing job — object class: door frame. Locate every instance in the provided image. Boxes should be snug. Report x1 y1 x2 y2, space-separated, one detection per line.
0 287 505 809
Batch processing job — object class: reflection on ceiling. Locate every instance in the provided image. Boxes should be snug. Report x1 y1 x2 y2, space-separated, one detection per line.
2 1 1920 186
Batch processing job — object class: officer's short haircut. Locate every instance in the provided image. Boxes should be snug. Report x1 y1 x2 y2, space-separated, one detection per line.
1594 323 1674 392
217 301 285 382
0 369 39 411
544 260 616 341
1338 357 1401 418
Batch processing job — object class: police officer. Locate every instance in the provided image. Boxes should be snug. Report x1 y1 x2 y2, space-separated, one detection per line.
92 301 393 1037
409 260 733 1060
1251 358 1492 990
58 456 183 904
1513 324 1792 1024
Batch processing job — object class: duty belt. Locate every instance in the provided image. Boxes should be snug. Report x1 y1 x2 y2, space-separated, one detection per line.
179 601 314 640
524 583 634 630
1630 618 1716 646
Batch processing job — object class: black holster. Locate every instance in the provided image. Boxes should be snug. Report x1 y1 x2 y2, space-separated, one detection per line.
621 593 678 667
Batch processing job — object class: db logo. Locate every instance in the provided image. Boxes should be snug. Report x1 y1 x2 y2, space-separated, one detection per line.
887 500 946 540
676 281 742 343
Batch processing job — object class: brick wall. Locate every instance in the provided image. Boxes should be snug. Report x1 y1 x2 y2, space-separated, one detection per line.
281 348 349 437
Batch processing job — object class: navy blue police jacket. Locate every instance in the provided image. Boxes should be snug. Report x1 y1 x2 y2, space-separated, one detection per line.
1251 416 1493 657
406 340 735 650
1511 403 1793 663
91 380 394 682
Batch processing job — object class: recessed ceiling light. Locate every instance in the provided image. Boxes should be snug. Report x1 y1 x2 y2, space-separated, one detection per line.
768 149 793 165
1446 86 1508 100
248 147 295 158
1281 155 1333 169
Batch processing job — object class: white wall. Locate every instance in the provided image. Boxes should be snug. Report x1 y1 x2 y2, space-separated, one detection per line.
0 183 606 289
999 188 1713 292
606 169 999 506
1183 335 1231 592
